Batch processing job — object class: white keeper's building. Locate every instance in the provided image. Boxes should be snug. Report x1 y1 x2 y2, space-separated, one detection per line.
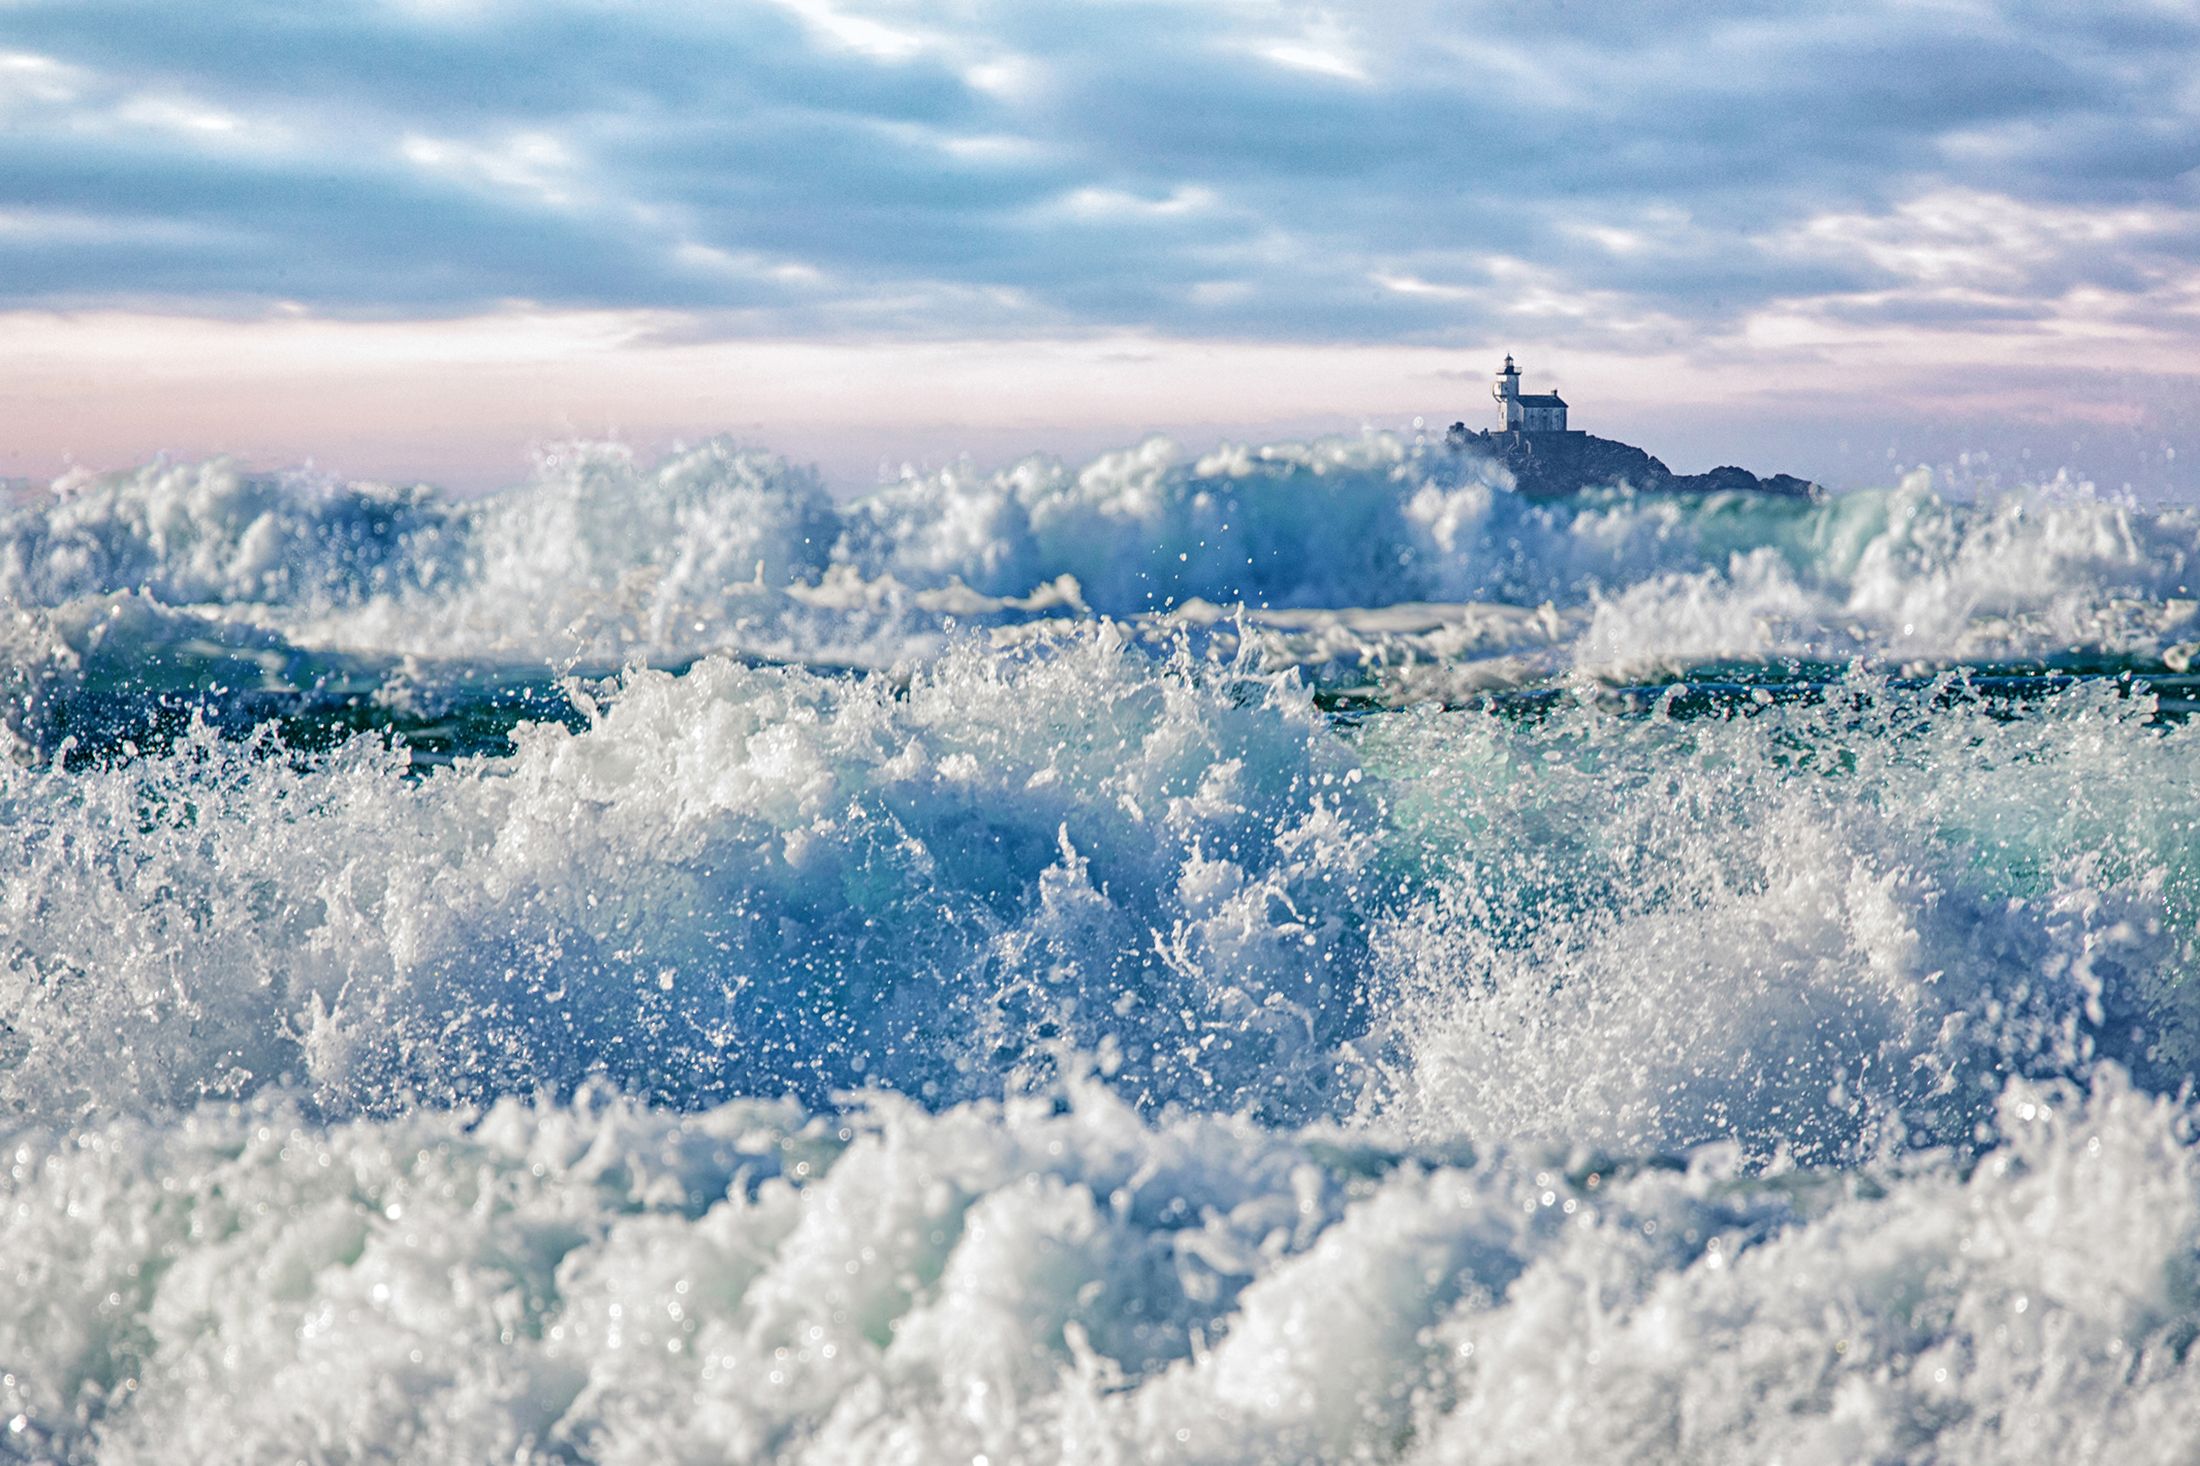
1491 355 1569 433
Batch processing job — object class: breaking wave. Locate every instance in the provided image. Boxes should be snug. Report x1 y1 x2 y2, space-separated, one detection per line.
4 437 2194 706
4 433 2200 1460
8 1071 2198 1464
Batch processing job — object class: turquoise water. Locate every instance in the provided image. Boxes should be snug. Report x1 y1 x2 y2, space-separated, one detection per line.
3 437 2198 1461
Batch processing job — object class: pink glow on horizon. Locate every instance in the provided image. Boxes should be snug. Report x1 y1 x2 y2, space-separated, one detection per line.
3 307 2195 497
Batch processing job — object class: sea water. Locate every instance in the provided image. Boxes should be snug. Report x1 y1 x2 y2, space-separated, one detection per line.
3 434 2198 1462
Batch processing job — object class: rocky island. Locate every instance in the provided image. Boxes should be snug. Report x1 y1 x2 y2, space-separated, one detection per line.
1446 356 1818 499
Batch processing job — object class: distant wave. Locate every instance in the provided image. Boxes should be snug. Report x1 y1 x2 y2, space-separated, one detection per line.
5 437 2193 684
7 436 2200 1461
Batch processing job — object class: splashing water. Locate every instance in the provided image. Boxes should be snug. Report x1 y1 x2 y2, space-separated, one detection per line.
3 435 2199 1461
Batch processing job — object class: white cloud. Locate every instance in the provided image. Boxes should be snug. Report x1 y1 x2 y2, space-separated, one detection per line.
1251 39 1370 84
1372 272 1472 301
1056 185 1219 221
0 0 2194 371
0 49 82 107
1785 189 2185 290
674 240 827 287
399 130 585 208
756 0 933 61
117 96 246 137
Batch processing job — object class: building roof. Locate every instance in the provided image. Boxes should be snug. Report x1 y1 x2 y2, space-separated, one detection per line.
1515 392 1566 407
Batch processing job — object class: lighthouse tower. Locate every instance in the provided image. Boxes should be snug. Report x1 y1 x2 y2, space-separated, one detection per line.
1491 354 1569 433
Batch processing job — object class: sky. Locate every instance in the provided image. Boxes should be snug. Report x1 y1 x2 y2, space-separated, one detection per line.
2 0 2197 497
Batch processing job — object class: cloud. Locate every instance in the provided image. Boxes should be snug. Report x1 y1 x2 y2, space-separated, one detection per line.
0 0 2195 355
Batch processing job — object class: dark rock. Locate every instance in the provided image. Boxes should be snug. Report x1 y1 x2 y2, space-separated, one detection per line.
1442 425 1818 499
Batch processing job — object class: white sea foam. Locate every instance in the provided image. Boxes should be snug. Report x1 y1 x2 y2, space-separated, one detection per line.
0 634 1380 1122
3 1070 2198 1463
4 436 2200 1461
1575 477 2200 680
4 440 2193 693
4 632 2192 1144
1360 678 2200 1161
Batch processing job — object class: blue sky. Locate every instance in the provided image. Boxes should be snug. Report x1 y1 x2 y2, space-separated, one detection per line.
3 0 2197 492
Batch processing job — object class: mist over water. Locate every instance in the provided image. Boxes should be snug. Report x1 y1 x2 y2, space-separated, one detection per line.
4 434 2199 1462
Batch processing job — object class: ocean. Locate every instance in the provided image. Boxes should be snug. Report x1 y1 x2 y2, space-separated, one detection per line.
3 433 2198 1462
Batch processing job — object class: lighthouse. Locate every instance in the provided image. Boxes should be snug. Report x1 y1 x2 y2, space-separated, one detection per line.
1491 355 1569 433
